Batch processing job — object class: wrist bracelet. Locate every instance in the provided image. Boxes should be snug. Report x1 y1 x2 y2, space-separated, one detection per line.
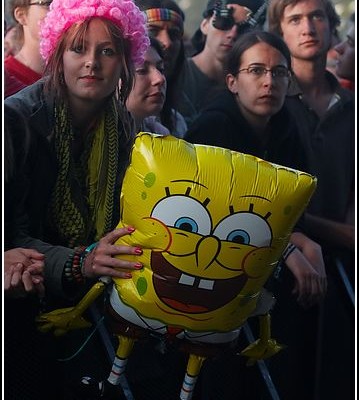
281 242 297 262
64 253 75 282
80 242 98 275
63 246 86 284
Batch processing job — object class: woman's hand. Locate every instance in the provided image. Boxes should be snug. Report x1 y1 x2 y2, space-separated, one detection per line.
4 248 45 298
82 226 143 279
285 232 327 307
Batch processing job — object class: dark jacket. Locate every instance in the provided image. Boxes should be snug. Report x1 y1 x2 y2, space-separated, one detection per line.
5 79 133 297
285 72 354 222
185 89 308 172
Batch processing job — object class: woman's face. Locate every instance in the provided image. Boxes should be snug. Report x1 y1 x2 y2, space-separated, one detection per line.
226 41 290 125
62 18 123 107
334 24 355 81
126 46 166 120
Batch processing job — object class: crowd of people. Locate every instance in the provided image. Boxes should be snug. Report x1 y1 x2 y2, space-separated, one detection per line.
3 0 355 399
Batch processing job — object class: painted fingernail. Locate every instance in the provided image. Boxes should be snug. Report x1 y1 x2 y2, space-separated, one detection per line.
134 263 143 269
124 273 132 278
134 247 142 254
127 227 135 233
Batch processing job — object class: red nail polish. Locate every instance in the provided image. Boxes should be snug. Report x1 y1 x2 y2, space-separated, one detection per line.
134 247 142 254
127 227 135 233
134 263 142 269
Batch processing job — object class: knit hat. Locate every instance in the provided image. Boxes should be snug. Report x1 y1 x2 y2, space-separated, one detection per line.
40 0 150 65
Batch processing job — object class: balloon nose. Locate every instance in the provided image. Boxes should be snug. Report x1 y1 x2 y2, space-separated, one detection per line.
195 236 221 270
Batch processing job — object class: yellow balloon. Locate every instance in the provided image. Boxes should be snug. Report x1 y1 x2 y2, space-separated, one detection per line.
112 132 316 337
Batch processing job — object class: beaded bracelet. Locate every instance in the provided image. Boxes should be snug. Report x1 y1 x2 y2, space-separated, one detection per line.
72 246 86 283
64 253 75 282
63 246 86 284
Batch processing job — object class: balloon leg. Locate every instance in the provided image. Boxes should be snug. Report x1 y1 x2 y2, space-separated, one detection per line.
107 335 135 386
180 353 206 400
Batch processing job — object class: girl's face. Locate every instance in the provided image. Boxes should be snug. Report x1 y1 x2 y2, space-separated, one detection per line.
126 46 166 121
226 41 290 125
62 18 123 107
334 24 355 81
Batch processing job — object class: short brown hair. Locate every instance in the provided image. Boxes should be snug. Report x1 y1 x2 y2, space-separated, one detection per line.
267 0 340 36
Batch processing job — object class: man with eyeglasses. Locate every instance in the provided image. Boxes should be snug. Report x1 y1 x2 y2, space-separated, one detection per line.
176 0 267 128
5 0 51 97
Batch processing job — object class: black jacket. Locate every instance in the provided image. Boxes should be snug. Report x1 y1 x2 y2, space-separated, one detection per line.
5 79 133 296
185 89 308 172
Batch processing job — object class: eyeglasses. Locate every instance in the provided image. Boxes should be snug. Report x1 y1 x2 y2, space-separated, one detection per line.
28 1 52 6
238 66 291 79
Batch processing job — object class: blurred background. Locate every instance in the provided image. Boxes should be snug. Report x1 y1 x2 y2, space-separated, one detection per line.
3 0 356 38
174 0 355 39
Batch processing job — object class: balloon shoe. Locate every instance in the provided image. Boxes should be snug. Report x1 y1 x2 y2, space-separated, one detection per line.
73 376 127 400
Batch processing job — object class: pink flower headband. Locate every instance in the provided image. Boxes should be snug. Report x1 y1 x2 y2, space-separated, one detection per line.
40 0 150 66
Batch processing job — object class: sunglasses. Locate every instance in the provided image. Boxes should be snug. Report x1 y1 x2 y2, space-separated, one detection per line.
213 16 254 35
211 0 268 33
212 4 253 34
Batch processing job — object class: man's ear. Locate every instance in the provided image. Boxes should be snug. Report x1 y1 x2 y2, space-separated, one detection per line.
14 6 28 26
226 74 238 94
200 17 211 36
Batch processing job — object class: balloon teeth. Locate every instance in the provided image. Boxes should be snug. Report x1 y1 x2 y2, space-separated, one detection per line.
178 273 214 290
198 279 214 290
178 273 195 286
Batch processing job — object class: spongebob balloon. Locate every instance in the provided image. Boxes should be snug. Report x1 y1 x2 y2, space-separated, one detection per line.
112 133 315 329
108 132 316 398
37 132 316 400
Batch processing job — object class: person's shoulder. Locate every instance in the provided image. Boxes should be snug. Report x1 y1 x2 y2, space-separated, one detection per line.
200 89 238 116
326 71 354 102
185 102 234 144
4 71 27 98
5 79 47 114
4 54 17 69
184 57 214 82
171 109 187 138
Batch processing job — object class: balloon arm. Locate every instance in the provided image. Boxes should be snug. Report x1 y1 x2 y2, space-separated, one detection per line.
240 314 285 365
250 288 276 317
37 280 107 336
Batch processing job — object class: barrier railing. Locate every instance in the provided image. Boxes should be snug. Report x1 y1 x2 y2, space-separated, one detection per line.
90 253 354 400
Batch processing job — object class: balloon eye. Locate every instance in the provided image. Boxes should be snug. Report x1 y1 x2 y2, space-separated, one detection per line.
174 217 198 233
214 212 272 247
151 195 212 235
227 230 250 244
